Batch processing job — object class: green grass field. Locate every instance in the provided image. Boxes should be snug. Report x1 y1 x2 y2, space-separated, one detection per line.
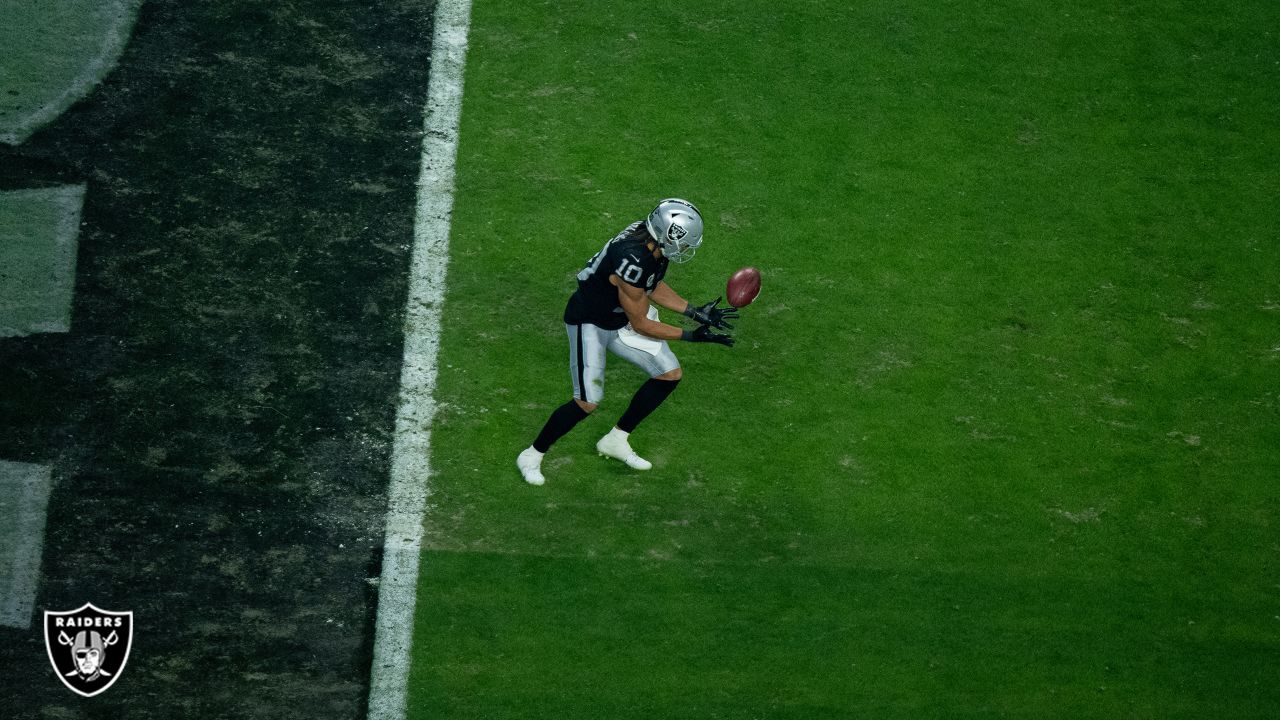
408 0 1280 717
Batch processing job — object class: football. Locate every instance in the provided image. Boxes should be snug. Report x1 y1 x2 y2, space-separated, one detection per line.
726 267 761 308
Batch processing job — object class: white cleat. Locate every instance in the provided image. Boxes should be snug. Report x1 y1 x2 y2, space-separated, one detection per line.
596 431 652 471
517 446 546 486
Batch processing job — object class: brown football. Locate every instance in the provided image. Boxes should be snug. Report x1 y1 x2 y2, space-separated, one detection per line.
726 267 761 308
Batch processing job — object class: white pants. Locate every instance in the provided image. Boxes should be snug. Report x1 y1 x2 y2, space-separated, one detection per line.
566 310 680 404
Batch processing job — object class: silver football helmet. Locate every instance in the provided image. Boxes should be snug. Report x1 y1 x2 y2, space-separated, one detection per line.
645 198 703 263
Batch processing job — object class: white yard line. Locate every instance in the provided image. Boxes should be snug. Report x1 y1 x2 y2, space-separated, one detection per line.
0 461 54 629
367 1 473 719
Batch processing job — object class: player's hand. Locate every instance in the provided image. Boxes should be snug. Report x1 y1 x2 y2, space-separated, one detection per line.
682 324 735 347
683 297 739 330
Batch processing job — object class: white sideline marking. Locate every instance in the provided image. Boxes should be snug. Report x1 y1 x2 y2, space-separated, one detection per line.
0 461 54 629
0 0 143 145
367 1 473 719
0 184 86 337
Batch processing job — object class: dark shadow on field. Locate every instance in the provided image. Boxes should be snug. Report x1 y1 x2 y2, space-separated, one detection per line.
0 1 435 717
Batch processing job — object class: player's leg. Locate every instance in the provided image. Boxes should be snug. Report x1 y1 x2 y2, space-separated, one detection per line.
617 364 681 428
517 324 608 485
595 336 681 470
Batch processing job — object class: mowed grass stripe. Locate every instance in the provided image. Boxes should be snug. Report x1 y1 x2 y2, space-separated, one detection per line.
409 0 1279 717
416 551 1270 719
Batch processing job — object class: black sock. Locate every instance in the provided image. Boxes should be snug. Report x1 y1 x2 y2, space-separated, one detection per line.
533 400 591 453
616 378 680 433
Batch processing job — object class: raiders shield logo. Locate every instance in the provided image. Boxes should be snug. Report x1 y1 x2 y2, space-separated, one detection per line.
44 603 133 697
667 222 687 243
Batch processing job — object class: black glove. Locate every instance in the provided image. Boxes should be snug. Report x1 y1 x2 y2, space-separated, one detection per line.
683 296 739 330
681 324 735 347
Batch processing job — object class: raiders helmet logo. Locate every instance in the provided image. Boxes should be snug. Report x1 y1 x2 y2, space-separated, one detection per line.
44 603 133 697
667 222 687 243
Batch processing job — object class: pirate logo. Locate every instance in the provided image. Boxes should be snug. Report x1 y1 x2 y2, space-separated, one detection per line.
44 603 133 697
666 222 687 243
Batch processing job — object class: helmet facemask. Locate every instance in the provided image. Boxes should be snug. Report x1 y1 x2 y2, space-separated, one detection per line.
663 220 701 263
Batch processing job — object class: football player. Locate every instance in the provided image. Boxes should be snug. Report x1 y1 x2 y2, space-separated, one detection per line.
517 198 737 485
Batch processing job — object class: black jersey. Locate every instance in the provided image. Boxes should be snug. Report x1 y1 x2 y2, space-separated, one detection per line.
563 221 668 330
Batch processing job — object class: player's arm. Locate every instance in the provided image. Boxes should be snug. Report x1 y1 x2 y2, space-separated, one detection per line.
612 276 734 346
649 281 689 314
654 281 739 329
612 276 683 341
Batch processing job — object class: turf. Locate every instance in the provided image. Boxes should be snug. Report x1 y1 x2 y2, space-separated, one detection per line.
408 0 1279 717
0 186 82 336
0 1 433 716
0 0 141 144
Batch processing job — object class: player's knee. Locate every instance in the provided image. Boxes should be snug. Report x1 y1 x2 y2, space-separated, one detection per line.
656 367 682 382
574 398 598 413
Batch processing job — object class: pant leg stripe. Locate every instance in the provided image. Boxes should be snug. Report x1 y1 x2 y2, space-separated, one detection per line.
575 325 587 401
